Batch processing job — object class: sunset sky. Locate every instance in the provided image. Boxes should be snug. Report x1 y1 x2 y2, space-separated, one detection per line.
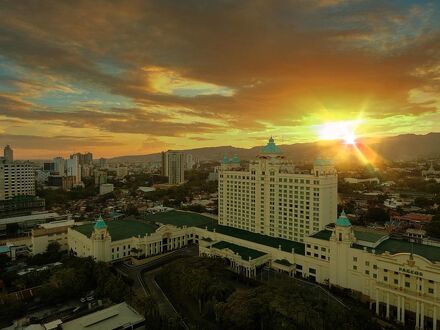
0 0 439 159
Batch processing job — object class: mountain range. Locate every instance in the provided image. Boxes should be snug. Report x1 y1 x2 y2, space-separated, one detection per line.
110 133 440 163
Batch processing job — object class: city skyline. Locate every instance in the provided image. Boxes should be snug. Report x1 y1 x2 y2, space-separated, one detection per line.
1 1 440 159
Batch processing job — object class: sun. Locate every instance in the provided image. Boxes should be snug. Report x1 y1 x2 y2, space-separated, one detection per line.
316 120 360 145
343 132 357 145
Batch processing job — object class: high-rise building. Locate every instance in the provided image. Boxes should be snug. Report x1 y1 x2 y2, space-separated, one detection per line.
66 155 81 184
83 152 93 165
184 153 196 170
218 137 338 242
162 151 185 184
98 158 108 169
4 145 13 163
0 162 36 200
43 162 55 172
53 157 65 176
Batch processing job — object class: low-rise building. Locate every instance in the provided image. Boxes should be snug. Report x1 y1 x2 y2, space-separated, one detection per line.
66 210 440 328
99 183 114 195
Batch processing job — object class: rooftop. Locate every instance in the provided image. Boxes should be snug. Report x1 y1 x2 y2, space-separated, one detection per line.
73 219 157 241
144 210 214 228
144 210 305 254
62 302 144 330
374 239 440 262
335 211 351 227
310 229 332 241
207 223 305 255
273 259 293 267
211 241 267 260
261 137 283 155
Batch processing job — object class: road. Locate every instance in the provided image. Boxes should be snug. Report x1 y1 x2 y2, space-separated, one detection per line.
113 245 197 328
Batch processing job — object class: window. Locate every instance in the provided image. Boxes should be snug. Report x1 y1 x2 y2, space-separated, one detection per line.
384 276 388 282
394 279 398 285
353 257 357 262
365 270 370 275
429 288 434 294
353 265 357 270
405 282 410 288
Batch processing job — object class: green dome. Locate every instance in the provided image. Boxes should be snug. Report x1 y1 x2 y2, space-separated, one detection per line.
261 137 282 154
230 155 240 164
336 211 351 227
222 155 230 164
94 215 107 230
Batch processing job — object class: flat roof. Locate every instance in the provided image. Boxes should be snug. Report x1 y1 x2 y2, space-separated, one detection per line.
62 302 144 330
212 241 267 260
207 224 305 255
0 212 60 225
353 227 388 243
144 210 305 254
73 220 157 241
375 239 440 262
310 230 332 241
274 259 293 267
309 228 388 244
144 210 214 228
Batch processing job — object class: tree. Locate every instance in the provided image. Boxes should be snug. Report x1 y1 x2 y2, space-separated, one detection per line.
365 207 389 224
426 215 440 238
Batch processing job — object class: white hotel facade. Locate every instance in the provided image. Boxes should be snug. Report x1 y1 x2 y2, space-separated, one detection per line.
218 137 337 242
66 138 440 329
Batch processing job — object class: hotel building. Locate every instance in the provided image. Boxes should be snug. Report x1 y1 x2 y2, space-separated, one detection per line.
218 137 337 242
65 138 440 329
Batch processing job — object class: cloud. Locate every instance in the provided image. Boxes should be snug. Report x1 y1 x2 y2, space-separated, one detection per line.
0 0 439 157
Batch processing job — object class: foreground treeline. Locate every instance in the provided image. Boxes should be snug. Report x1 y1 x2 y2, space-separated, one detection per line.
157 257 380 330
0 255 131 324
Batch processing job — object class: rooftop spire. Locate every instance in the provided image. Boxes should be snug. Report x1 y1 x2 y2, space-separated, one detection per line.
94 214 107 230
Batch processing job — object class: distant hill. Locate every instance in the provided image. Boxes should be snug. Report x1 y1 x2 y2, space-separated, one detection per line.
110 132 440 163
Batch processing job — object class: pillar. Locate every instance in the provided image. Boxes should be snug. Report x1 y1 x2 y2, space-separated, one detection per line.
386 292 390 319
401 296 405 325
397 296 401 322
420 303 424 330
433 306 437 330
416 301 420 329
375 289 379 315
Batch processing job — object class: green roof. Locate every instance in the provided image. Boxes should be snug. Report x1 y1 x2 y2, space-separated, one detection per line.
94 215 107 230
144 210 214 228
212 241 266 260
230 155 240 164
140 210 305 254
353 229 388 243
336 211 351 227
74 219 157 241
353 238 440 263
274 259 293 267
206 223 305 255
261 137 283 154
374 239 440 262
310 230 333 241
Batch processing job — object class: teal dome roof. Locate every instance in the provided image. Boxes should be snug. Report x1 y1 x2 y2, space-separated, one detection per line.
94 215 107 230
222 155 230 164
336 211 351 227
261 137 282 154
230 155 240 164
